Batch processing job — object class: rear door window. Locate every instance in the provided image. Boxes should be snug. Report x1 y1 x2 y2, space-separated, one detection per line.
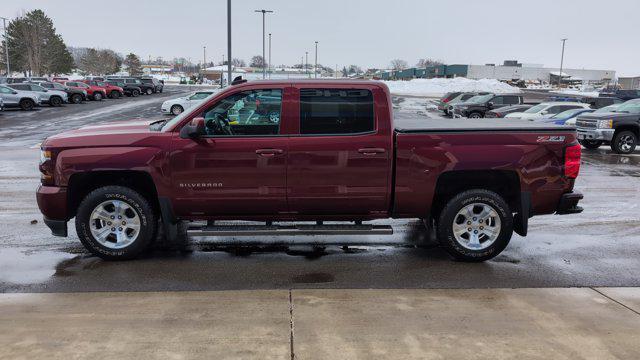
300 89 374 135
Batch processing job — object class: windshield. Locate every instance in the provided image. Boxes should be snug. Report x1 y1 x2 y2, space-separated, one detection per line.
96 81 107 87
524 104 547 113
189 92 212 100
594 104 620 113
76 83 90 88
465 94 493 104
614 101 640 114
161 92 219 131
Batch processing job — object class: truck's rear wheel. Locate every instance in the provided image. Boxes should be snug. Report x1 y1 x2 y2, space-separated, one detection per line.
75 186 157 260
436 189 513 262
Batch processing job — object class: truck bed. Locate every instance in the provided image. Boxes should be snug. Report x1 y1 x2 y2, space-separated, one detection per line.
394 117 575 133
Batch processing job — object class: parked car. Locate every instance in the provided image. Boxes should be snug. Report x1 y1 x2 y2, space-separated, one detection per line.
106 80 141 97
81 80 124 99
485 104 534 118
138 77 163 93
85 76 105 81
443 92 490 116
532 108 594 126
123 78 155 95
0 97 3 112
37 80 583 262
63 81 107 101
161 91 215 115
599 89 640 101
452 93 523 118
575 99 640 153
0 84 41 110
51 77 69 82
505 102 590 120
436 92 463 112
34 81 87 104
9 83 68 107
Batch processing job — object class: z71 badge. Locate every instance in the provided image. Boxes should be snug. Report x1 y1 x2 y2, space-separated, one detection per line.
537 135 565 143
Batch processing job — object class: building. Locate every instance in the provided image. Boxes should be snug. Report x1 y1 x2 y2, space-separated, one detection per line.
380 60 616 85
142 64 173 76
618 76 640 90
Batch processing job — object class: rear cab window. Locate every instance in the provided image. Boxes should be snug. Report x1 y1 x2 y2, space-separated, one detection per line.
299 89 374 135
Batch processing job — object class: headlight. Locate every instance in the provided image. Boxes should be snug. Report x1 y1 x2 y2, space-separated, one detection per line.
597 119 613 129
40 149 52 164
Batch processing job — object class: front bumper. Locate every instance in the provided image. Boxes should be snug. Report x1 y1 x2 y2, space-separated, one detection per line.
556 192 584 215
36 185 69 236
576 128 614 142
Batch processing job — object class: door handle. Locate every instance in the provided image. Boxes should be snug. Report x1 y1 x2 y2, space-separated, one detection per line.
256 148 284 157
358 148 386 155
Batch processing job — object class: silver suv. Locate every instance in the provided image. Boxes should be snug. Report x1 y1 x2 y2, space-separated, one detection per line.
9 83 67 107
0 85 41 110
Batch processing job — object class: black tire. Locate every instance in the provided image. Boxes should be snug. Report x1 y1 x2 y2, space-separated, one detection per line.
468 112 483 119
93 92 103 101
436 189 513 262
19 99 35 111
109 91 120 99
611 130 637 154
145 88 153 95
131 89 140 97
579 139 603 150
170 105 184 116
70 94 83 104
75 186 157 260
49 96 63 107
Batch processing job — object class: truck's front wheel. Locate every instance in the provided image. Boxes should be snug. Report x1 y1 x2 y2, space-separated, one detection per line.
75 186 157 260
436 189 513 262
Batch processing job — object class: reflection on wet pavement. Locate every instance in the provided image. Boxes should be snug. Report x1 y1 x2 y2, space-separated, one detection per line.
0 248 76 285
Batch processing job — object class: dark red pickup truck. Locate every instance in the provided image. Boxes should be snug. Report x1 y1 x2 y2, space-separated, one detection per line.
37 80 583 261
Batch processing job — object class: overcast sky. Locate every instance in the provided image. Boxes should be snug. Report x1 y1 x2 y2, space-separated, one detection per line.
3 0 639 75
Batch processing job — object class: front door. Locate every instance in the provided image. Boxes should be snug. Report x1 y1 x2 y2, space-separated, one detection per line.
170 87 289 217
286 86 391 216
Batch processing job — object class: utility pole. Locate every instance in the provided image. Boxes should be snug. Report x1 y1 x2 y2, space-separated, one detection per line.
558 38 567 88
301 56 304 75
254 9 273 79
227 0 232 86
314 41 318 78
268 33 272 79
0 17 9 76
305 51 308 78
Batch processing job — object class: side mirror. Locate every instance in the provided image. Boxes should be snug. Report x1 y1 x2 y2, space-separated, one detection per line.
540 110 549 115
487 102 494 109
180 117 206 139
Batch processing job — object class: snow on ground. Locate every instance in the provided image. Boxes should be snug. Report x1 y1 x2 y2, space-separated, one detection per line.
383 77 520 97
556 89 600 97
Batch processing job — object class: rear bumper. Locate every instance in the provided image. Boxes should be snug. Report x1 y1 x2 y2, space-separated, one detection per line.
556 192 584 215
36 185 69 237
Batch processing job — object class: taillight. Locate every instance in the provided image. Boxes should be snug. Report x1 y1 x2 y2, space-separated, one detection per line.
564 144 581 179
443 98 450 103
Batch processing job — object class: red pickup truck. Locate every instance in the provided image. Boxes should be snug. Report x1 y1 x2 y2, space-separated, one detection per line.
37 80 583 261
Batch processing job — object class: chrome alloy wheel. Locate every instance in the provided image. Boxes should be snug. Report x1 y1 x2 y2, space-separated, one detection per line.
89 200 141 249
452 203 501 250
618 135 635 152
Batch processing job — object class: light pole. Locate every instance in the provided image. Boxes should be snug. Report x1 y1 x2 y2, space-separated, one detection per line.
254 9 273 79
203 46 206 70
268 33 272 79
314 41 318 78
558 38 567 88
305 51 308 78
226 0 232 86
1 16 9 76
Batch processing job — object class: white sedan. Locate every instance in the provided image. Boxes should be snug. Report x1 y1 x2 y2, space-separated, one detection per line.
505 102 590 120
161 91 215 116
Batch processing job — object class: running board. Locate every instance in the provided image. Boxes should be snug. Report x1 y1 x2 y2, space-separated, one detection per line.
187 224 393 237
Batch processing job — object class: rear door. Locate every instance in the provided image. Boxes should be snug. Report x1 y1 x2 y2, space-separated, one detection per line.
286 85 392 216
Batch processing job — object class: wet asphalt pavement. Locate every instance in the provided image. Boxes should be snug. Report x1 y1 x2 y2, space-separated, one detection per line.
0 92 639 293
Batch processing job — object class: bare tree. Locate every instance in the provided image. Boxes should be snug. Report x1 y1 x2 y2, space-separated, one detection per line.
390 59 408 71
416 58 444 68
250 55 265 68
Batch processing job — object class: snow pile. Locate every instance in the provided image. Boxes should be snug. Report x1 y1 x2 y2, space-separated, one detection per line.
383 77 521 97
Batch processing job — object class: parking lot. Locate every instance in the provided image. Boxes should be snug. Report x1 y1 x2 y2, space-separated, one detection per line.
1 88 640 358
0 89 639 293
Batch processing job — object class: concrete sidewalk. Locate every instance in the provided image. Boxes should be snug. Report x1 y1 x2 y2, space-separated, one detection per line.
0 288 639 359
